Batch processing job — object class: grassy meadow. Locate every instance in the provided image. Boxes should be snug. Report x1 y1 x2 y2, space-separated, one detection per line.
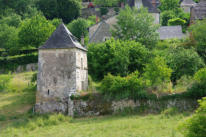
0 72 191 137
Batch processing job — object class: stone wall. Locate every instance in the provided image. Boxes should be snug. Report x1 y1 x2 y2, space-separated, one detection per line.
36 48 88 114
69 97 198 117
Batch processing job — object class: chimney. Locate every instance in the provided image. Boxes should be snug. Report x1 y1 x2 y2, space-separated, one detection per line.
81 35 85 46
152 0 156 8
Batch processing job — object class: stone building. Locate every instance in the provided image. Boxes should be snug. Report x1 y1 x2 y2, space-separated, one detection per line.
89 16 117 43
35 23 88 114
180 0 196 13
190 0 206 24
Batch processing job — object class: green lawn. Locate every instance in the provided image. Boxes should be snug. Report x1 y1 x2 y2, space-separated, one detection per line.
0 72 188 137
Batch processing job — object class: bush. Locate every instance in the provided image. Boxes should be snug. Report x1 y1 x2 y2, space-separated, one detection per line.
100 7 109 15
101 71 149 100
143 57 172 87
186 68 206 99
164 47 205 82
160 10 176 26
88 39 151 80
189 20 206 62
0 74 12 92
168 18 186 26
178 97 206 137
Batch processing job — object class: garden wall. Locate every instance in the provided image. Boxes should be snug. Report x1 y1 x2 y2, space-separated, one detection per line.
69 97 198 117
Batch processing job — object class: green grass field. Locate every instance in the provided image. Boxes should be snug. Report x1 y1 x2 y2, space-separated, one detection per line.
0 72 189 137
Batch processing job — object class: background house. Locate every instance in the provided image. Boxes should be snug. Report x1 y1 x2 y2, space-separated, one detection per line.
190 0 206 24
181 0 196 13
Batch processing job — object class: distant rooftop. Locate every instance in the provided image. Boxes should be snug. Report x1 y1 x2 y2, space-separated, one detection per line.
39 24 87 51
158 26 186 40
181 0 196 6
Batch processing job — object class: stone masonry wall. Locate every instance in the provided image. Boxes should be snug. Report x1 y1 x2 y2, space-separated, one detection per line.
36 49 77 114
70 98 198 117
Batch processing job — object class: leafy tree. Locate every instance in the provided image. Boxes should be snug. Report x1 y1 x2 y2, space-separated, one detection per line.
189 20 206 62
37 0 81 23
67 18 89 41
143 57 172 87
160 10 176 26
0 13 22 27
18 14 56 48
165 47 205 82
0 24 19 50
0 0 33 15
112 6 159 48
88 39 151 80
159 0 179 12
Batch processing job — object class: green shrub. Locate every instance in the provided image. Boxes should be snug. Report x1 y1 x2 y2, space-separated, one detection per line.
0 74 12 92
194 68 206 83
143 57 172 87
168 18 186 30
101 71 150 100
164 47 205 82
100 7 109 15
178 97 206 137
88 39 151 80
160 10 175 26
189 20 206 63
186 68 206 99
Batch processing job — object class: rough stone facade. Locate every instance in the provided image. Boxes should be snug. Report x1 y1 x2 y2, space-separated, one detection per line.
35 24 88 114
70 98 198 117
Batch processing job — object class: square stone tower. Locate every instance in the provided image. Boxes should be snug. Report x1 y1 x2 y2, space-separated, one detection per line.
35 23 88 114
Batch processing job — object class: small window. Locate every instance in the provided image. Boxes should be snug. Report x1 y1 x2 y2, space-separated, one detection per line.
48 89 50 95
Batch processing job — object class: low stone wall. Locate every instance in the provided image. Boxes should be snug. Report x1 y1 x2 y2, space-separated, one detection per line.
70 98 198 117
0 63 37 74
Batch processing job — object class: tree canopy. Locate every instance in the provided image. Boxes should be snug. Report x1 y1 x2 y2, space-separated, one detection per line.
112 6 159 48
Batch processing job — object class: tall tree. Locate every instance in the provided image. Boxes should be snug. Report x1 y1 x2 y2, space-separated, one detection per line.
37 0 81 23
18 14 56 48
112 6 159 48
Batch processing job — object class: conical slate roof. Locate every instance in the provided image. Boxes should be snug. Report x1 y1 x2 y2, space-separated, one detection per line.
39 23 87 51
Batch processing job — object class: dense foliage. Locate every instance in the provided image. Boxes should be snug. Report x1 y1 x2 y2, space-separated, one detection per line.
101 71 149 100
36 0 81 23
112 6 159 48
186 68 206 99
18 14 56 48
88 39 151 80
67 18 89 41
179 97 206 137
189 20 206 62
